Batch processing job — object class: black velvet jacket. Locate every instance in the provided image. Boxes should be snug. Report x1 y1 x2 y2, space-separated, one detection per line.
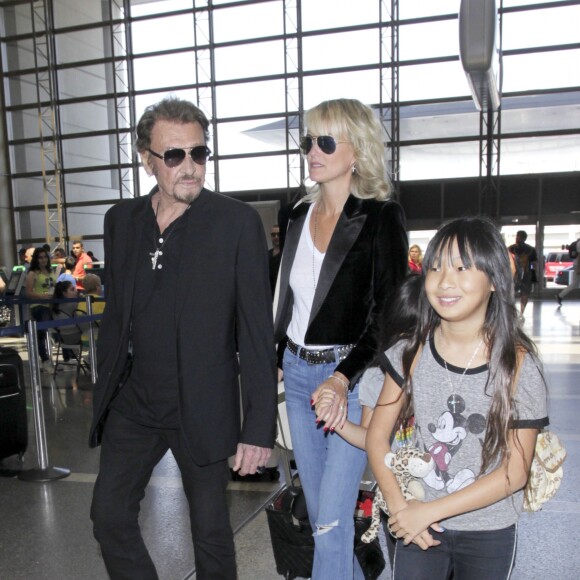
274 194 408 386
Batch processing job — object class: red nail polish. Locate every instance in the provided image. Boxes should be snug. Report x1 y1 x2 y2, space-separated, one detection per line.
310 399 314 405
324 427 329 432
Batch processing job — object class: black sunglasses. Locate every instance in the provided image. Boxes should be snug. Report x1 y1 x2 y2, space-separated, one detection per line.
147 145 211 168
299 135 350 155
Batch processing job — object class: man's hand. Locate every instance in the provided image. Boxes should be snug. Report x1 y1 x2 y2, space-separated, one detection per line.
232 443 272 476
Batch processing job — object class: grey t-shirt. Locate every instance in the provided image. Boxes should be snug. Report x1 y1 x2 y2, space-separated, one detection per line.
377 336 549 531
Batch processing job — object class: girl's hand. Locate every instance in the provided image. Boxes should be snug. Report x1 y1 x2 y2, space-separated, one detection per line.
313 387 336 418
388 500 443 546
311 375 348 431
277 368 284 382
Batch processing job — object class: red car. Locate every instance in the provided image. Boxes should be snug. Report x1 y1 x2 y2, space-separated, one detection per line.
544 251 573 282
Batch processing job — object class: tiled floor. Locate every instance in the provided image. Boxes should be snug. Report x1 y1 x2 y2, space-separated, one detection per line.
1 297 579 579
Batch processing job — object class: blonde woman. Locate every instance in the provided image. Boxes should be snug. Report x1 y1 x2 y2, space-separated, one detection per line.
408 244 423 273
274 98 408 579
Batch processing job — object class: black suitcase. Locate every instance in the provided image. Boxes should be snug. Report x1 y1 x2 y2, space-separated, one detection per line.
0 347 28 461
266 487 385 580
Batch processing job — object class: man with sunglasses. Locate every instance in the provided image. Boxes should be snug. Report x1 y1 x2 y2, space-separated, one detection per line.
89 97 277 580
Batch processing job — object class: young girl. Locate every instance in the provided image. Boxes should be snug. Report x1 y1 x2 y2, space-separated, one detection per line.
52 280 81 367
366 216 548 580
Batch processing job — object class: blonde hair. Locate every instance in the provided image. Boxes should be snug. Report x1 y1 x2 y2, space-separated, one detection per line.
409 244 423 264
303 99 391 202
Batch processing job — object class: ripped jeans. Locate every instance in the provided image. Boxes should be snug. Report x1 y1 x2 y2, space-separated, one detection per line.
283 347 367 580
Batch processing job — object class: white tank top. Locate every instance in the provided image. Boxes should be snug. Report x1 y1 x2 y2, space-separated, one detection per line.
287 203 332 349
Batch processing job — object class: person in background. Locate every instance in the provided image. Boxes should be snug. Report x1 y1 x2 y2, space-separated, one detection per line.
89 96 277 580
408 244 423 274
57 256 77 287
508 230 537 318
51 280 81 371
25 247 56 371
23 247 34 269
71 240 93 290
367 217 547 580
274 98 408 579
556 238 580 307
87 250 98 262
268 224 282 294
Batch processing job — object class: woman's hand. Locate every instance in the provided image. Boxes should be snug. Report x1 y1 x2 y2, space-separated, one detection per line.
277 368 284 382
388 500 443 548
311 373 348 431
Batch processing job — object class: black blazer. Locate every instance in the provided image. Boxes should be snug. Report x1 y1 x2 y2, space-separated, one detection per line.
89 188 278 466
274 195 408 385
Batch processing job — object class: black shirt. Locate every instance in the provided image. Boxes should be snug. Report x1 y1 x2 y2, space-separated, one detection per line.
111 201 190 428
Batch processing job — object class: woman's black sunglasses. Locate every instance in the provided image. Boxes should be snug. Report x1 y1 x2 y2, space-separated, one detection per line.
299 135 350 155
148 145 211 168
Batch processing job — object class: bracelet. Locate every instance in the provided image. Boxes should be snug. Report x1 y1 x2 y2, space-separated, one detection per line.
327 374 349 393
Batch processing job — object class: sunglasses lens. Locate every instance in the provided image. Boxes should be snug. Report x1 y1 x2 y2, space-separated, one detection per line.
318 136 337 155
163 149 186 168
191 146 210 165
300 136 313 155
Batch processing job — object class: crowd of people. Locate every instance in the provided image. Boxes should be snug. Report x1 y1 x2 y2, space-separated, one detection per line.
2 95 565 580
14 241 103 372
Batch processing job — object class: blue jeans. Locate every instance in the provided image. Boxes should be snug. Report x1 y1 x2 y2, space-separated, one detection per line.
283 347 367 580
393 524 517 580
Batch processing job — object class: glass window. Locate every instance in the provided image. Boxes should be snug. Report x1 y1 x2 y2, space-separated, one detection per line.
5 109 38 141
59 100 129 135
1 5 34 35
400 1 459 20
399 141 480 181
4 39 37 71
53 0 108 27
58 64 111 99
66 204 112 237
212 2 283 43
301 0 379 31
399 61 470 102
216 118 290 156
219 155 290 191
11 143 43 175
214 40 285 81
501 135 580 175
501 101 580 135
303 69 380 110
56 27 109 64
64 170 131 203
61 135 119 169
215 79 287 117
131 0 193 17
502 50 580 92
12 177 45 207
503 6 580 50
399 104 480 141
133 52 198 91
6 73 41 107
399 19 459 61
303 29 379 72
131 13 195 54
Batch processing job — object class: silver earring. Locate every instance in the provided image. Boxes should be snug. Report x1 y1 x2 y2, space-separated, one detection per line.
351 165 356 175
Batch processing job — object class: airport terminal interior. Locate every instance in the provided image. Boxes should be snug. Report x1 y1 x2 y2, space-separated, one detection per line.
1 0 580 579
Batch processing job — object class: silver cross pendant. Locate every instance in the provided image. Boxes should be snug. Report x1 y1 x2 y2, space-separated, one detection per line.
150 249 162 270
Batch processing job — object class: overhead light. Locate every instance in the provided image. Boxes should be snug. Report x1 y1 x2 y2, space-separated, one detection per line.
459 0 501 112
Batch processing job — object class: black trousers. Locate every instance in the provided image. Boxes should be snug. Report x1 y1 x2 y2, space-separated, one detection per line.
91 409 236 580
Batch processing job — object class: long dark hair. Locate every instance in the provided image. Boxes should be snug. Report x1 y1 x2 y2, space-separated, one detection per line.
52 281 75 315
29 247 51 273
396 216 539 476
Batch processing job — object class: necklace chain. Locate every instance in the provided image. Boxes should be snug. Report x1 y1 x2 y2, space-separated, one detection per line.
440 327 484 396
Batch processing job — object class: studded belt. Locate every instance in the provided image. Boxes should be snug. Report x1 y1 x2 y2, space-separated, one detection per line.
286 337 354 365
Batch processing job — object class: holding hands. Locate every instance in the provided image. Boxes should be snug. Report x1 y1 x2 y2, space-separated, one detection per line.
311 373 349 431
388 500 444 550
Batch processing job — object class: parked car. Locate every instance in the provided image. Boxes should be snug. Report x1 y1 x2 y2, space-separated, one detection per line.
555 265 574 286
544 252 573 282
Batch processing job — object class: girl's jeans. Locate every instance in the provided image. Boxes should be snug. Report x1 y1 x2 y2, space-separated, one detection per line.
393 524 517 580
283 347 367 580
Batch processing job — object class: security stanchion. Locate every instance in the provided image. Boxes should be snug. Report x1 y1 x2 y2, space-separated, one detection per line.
18 319 70 482
85 295 98 383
